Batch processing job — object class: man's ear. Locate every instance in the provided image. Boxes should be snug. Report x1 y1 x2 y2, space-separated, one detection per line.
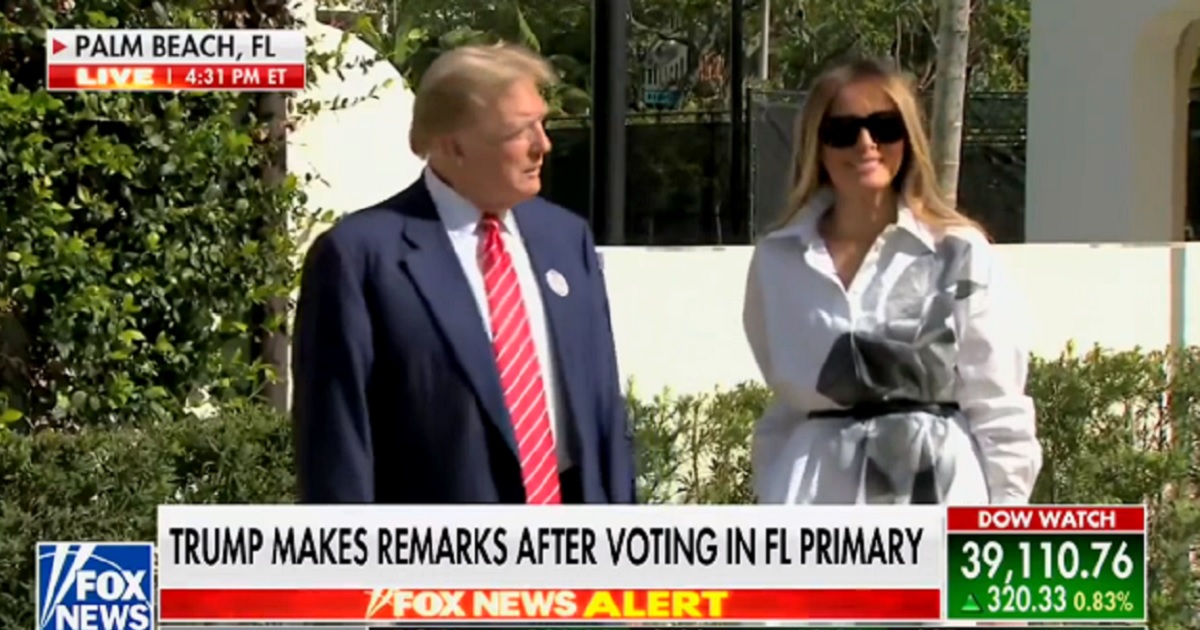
431 134 466 161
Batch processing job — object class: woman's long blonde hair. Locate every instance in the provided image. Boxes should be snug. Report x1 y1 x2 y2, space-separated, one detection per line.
772 57 985 237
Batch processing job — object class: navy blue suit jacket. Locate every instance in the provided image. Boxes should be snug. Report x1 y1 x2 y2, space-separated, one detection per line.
291 178 636 504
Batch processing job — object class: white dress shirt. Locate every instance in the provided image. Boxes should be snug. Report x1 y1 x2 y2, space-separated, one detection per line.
424 168 572 470
743 188 1042 505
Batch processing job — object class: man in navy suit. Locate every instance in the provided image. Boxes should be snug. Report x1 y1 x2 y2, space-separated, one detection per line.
291 43 636 504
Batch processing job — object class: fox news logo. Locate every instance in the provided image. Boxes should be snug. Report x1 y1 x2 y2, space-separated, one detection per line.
36 543 154 630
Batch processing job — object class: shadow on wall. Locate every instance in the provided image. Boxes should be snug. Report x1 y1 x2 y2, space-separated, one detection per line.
1189 87 1200 239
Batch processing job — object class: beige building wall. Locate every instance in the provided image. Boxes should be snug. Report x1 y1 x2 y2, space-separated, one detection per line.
1026 0 1200 243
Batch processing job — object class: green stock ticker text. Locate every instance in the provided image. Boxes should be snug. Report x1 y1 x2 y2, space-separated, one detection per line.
946 532 1145 622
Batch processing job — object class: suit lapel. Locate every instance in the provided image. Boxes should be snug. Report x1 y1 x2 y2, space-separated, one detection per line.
397 186 517 455
514 202 594 449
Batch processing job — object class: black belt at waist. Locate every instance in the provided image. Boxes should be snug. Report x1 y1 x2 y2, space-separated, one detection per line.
808 400 960 421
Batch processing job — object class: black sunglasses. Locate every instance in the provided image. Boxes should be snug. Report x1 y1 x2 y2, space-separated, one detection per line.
818 111 906 148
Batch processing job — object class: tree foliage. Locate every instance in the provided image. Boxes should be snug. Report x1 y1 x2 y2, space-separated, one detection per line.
339 0 1031 112
771 0 1029 91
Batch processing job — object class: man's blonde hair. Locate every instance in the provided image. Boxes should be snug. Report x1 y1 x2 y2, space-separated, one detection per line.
409 43 557 157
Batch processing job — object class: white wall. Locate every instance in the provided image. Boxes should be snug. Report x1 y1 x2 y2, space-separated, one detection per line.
288 21 426 250
601 244 1200 395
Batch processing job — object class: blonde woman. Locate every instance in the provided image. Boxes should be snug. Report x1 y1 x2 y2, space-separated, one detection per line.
742 57 1042 505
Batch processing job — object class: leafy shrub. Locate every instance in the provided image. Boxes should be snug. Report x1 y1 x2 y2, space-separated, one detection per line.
1 348 1196 629
0 2 303 431
1027 346 1200 629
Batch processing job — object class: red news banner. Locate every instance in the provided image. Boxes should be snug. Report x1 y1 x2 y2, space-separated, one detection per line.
156 505 946 624
45 29 306 91
947 505 1146 531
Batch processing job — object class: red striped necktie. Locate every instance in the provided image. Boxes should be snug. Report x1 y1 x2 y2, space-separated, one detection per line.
478 215 561 504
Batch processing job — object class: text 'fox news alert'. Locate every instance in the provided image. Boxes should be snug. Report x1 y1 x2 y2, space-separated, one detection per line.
44 29 306 92
36 542 155 630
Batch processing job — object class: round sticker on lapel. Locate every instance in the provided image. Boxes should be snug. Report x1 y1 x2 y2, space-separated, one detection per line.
545 269 569 297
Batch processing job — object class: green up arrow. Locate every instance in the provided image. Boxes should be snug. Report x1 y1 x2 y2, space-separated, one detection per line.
960 592 983 613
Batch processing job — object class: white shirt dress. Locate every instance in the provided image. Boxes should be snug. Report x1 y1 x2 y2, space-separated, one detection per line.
742 189 1042 505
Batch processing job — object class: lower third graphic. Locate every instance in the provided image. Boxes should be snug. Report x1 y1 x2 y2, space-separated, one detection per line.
37 542 154 630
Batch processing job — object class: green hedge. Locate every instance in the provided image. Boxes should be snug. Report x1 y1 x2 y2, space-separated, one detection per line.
0 4 308 431
2 347 1197 629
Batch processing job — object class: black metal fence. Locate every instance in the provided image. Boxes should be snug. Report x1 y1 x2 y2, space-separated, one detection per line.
541 112 742 246
541 91 1031 245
